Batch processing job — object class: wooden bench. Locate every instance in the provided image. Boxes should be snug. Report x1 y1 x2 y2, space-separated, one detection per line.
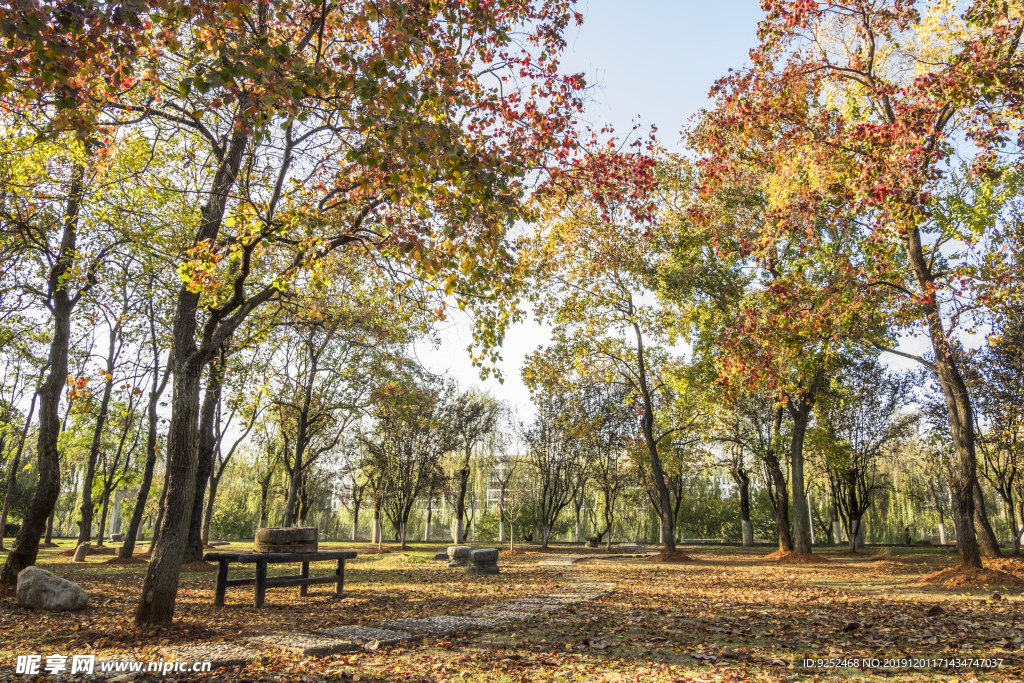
203 551 358 608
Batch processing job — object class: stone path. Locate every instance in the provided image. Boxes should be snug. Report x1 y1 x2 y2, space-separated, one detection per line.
315 625 422 646
246 632 359 656
538 551 655 566
158 642 268 668
157 556 615 671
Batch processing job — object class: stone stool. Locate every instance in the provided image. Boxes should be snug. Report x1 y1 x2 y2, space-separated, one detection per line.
447 545 472 567
468 548 499 574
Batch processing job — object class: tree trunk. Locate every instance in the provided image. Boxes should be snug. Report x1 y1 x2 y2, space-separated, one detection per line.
0 390 38 552
573 486 584 543
202 473 220 547
788 373 822 555
631 321 676 553
122 329 170 559
1014 502 1022 555
765 454 792 552
297 475 311 526
1004 501 1020 556
973 479 1002 558
134 316 205 625
282 352 316 528
96 487 112 546
830 494 842 545
77 343 117 547
76 378 113 544
541 523 551 548
0 162 84 588
44 508 55 545
847 518 859 552
424 496 432 542
603 488 615 551
183 366 221 563
372 504 381 545
453 456 470 544
147 463 170 554
134 113 254 626
735 468 753 547
351 501 360 541
906 226 982 568
258 482 270 529
764 406 792 552
257 458 275 531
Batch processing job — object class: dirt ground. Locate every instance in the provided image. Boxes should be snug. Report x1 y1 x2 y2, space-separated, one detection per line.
1 540 1023 681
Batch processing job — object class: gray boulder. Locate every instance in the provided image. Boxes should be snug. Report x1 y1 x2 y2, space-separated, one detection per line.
110 533 125 542
433 551 448 560
17 566 89 611
72 543 90 562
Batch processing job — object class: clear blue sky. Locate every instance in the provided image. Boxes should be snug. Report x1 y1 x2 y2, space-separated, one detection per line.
561 0 763 150
416 0 767 415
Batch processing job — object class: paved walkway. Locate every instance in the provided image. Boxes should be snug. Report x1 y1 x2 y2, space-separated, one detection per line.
158 557 616 669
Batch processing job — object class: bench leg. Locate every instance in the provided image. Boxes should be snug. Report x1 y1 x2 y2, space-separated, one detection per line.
335 559 345 598
255 560 267 608
299 561 309 597
214 560 229 607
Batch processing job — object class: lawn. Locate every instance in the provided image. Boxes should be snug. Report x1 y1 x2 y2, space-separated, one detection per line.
1 540 1022 681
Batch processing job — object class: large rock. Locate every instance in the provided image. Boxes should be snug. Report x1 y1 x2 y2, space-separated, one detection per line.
17 566 89 610
72 543 90 563
110 533 125 543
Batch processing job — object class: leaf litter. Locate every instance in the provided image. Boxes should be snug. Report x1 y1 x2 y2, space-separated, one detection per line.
2 542 1023 681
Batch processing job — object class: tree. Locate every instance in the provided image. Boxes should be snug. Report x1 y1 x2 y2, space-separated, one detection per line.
124 0 585 626
362 378 456 549
693 0 1024 568
972 314 1024 554
520 390 588 548
119 282 173 559
524 142 703 551
201 357 263 546
93 378 147 545
482 421 520 544
448 389 499 544
0 340 45 551
0 130 178 586
75 280 133 547
811 357 918 552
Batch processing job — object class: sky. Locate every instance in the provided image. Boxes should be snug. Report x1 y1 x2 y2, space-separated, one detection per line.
413 0 768 417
